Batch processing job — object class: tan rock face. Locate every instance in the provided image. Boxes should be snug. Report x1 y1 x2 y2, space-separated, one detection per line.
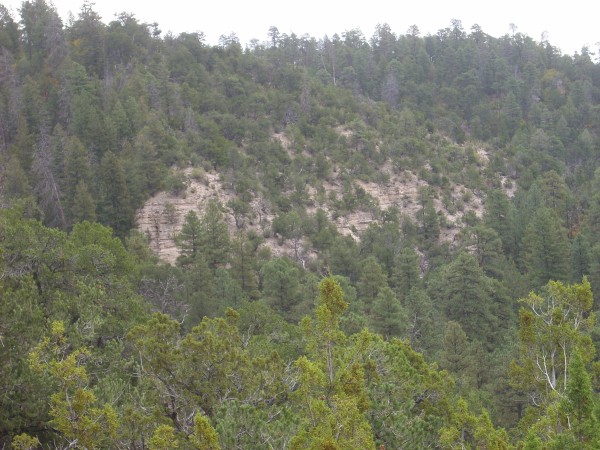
136 163 486 264
136 171 238 264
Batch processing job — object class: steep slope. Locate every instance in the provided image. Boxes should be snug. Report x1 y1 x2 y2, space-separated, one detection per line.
137 139 492 264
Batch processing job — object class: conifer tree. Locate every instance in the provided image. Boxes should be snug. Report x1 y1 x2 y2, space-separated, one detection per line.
522 207 570 288
370 286 406 339
199 199 230 269
98 151 133 237
70 179 96 224
230 232 260 300
357 256 388 315
260 257 301 319
391 245 421 300
560 350 599 446
292 276 375 449
176 210 202 267
438 251 498 345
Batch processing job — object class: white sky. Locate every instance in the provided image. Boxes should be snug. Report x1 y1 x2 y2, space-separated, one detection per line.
2 0 599 57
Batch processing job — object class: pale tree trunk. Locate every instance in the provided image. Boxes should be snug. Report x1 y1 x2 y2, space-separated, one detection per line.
33 125 66 229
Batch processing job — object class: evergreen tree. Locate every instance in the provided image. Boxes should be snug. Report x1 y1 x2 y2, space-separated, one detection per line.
292 276 375 449
370 286 406 339
260 257 301 320
421 201 440 246
2 155 32 200
571 233 591 282
175 210 202 267
357 256 388 316
484 189 516 257
437 251 498 345
390 245 421 300
522 207 570 288
184 254 217 322
440 321 474 379
327 235 362 282
230 232 260 300
98 151 133 238
70 179 96 224
461 224 504 278
199 199 230 269
556 350 599 447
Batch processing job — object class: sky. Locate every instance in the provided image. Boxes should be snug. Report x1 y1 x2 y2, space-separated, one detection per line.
2 0 598 57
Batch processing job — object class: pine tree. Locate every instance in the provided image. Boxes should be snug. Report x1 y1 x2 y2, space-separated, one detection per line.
176 210 202 267
439 252 497 345
189 413 221 449
421 201 440 246
571 233 591 282
357 256 388 316
370 286 406 339
390 246 421 300
200 199 230 269
70 180 96 224
440 321 474 377
522 207 570 288
404 287 437 353
260 257 301 319
230 233 259 300
484 189 516 257
98 151 133 238
560 350 599 446
292 277 375 449
32 127 66 229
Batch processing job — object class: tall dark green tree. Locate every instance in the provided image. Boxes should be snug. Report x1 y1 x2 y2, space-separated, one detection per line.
484 189 516 257
260 258 301 320
199 199 230 269
70 180 96 224
230 233 260 300
435 251 499 346
559 350 599 446
175 210 203 267
98 151 133 238
357 256 388 316
522 207 570 288
390 246 421 299
370 286 406 339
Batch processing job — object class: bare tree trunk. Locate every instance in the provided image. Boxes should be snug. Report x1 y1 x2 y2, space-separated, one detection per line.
33 124 66 229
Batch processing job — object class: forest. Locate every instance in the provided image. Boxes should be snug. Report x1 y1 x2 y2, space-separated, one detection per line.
1 0 600 448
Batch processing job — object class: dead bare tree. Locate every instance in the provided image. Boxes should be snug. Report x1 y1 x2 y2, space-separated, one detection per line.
32 125 66 229
138 274 188 323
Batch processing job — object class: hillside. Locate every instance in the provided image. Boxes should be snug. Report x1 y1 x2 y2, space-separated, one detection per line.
137 144 490 264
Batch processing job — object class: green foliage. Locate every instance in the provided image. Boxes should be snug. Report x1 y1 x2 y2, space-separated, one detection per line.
260 257 301 319
522 207 571 288
189 413 221 449
175 210 202 267
357 256 388 315
510 278 596 411
3 6 600 448
199 199 231 269
29 322 119 449
293 277 375 449
148 424 179 449
10 434 41 450
434 251 508 346
98 151 133 237
370 286 407 338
